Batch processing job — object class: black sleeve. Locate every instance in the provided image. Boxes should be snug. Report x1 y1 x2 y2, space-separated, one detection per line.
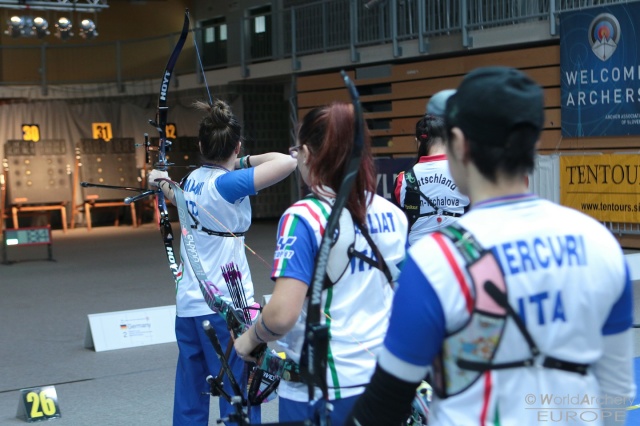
345 364 419 426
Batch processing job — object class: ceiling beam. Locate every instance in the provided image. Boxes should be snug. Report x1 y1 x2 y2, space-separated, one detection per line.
0 0 108 12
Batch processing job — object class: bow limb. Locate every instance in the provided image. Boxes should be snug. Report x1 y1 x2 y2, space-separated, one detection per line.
300 71 365 422
151 10 189 281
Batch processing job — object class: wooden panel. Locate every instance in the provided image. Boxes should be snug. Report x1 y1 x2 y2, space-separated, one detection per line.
360 80 561 107
392 99 427 117
298 107 313 119
616 234 640 250
545 87 561 108
371 136 416 155
296 44 569 158
392 76 463 100
298 88 350 108
392 45 560 82
297 70 355 93
523 66 560 87
538 130 640 153
391 117 421 134
544 108 561 129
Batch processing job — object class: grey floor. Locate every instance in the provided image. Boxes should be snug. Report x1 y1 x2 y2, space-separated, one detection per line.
2 219 640 426
0 219 281 426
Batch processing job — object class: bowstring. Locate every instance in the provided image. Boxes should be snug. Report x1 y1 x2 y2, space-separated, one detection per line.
191 19 214 107
190 197 273 271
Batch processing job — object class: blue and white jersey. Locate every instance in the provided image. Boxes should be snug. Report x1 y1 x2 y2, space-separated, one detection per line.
272 193 408 401
380 194 634 425
177 165 256 317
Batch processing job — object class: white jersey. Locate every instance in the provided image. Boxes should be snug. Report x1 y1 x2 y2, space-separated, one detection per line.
176 165 256 317
382 193 635 425
394 154 469 246
271 193 408 401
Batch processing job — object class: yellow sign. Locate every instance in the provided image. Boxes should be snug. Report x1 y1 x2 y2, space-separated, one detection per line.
92 122 113 141
17 385 61 422
166 123 177 139
22 124 40 142
560 154 640 223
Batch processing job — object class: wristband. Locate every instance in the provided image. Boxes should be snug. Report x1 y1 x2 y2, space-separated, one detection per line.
261 315 282 337
239 156 245 169
246 155 252 168
253 325 266 343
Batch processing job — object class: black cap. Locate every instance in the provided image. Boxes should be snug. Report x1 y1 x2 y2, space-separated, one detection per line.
445 66 544 146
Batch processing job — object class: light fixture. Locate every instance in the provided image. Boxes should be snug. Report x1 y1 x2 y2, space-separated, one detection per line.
79 19 97 39
33 17 50 39
55 17 73 40
4 15 95 40
6 16 25 38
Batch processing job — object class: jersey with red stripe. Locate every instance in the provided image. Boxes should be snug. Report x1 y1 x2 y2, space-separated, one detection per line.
381 193 634 425
272 193 408 402
395 154 470 245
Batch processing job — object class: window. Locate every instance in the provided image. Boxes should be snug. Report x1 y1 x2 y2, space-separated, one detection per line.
201 16 227 68
248 5 272 60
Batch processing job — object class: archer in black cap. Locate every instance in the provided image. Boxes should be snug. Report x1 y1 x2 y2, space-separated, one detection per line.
346 68 633 426
444 66 544 194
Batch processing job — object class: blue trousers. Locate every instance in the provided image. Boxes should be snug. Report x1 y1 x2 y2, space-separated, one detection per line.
173 314 261 426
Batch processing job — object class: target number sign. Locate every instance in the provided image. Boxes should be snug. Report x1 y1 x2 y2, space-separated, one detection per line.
166 123 177 139
22 124 41 142
17 386 61 422
92 122 113 141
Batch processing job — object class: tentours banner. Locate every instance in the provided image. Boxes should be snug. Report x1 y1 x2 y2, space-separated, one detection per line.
560 154 640 223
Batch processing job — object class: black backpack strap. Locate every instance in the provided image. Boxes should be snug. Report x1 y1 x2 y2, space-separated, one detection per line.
179 168 195 189
441 223 590 376
402 168 422 227
350 223 393 285
304 194 394 293
403 168 462 225
181 169 247 238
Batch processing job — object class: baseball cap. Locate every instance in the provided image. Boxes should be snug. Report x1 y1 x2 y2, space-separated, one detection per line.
444 66 544 146
426 89 456 117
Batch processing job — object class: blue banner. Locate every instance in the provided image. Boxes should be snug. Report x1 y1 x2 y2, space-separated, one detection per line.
374 157 414 202
560 3 640 137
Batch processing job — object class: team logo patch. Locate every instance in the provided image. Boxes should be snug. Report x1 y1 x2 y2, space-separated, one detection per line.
588 13 620 61
405 172 416 184
275 236 296 260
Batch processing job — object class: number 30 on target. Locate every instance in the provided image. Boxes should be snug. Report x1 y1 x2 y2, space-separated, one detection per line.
17 385 61 422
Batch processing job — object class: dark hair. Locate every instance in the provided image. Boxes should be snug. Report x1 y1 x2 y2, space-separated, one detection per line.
448 124 538 182
298 102 376 226
194 99 241 162
415 114 446 158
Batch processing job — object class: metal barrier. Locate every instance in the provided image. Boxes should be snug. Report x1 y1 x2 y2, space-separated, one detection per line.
1 0 638 89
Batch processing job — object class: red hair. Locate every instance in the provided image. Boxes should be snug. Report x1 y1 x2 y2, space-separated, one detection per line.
298 102 376 226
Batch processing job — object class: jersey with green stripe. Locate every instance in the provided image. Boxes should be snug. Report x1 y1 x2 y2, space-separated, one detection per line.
271 192 408 402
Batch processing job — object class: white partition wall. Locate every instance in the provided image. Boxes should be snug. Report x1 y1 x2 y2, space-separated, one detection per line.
529 154 560 204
